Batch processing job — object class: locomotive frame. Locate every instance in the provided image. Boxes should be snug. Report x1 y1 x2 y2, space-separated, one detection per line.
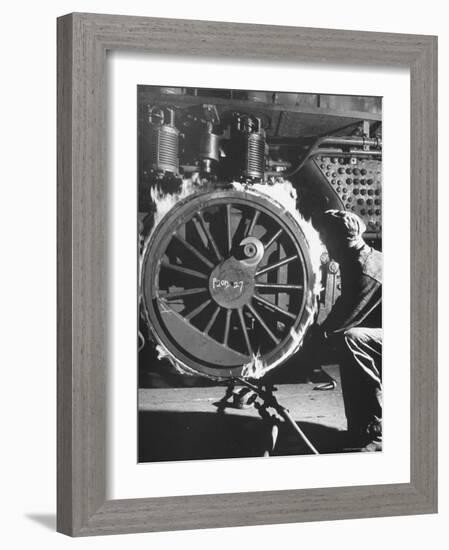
57 13 437 536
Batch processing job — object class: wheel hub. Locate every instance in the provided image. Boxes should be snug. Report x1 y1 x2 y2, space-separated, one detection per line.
209 257 256 309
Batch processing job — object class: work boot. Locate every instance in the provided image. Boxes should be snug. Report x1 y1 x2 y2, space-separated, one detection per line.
360 436 382 452
343 419 382 452
360 420 382 452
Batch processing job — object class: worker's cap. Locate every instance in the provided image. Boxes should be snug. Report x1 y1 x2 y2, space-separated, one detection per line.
314 209 366 243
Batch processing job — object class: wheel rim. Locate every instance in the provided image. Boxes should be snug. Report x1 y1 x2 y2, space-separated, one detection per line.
141 189 316 379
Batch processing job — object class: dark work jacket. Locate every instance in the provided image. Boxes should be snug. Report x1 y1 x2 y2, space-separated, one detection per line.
321 244 382 335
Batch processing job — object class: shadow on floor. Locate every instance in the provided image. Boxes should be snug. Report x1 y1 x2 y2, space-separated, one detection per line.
139 410 345 463
25 513 56 531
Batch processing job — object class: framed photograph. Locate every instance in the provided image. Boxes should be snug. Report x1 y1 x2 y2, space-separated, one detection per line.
57 13 437 536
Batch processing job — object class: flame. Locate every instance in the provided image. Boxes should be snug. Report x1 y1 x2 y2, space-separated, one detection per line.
145 176 324 380
241 351 266 379
155 343 198 377
140 176 206 292
150 175 202 233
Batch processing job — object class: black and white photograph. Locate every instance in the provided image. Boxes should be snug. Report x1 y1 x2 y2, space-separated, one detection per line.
138 85 382 462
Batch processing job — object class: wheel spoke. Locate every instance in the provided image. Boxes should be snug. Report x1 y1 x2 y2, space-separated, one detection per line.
204 306 221 335
223 309 232 346
246 303 280 345
192 216 208 248
253 294 297 320
246 209 260 237
196 212 222 261
185 298 212 321
263 228 283 251
255 255 298 277
161 287 208 300
173 234 214 269
161 261 208 280
255 283 303 291
226 204 232 254
237 307 253 356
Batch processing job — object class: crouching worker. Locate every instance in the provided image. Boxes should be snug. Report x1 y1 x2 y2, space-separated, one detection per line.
312 210 383 452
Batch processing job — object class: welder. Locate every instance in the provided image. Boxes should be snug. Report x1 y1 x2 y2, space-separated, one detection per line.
311 210 383 452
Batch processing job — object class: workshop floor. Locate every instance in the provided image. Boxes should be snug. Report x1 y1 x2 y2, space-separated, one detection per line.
138 365 348 462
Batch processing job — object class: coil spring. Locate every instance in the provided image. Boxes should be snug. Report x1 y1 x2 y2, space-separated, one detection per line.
149 124 179 174
245 132 265 180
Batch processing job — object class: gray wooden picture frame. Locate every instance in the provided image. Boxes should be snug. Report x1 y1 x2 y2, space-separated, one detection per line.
57 12 438 537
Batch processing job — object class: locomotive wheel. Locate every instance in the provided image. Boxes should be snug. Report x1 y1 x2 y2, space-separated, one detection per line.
141 189 316 379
